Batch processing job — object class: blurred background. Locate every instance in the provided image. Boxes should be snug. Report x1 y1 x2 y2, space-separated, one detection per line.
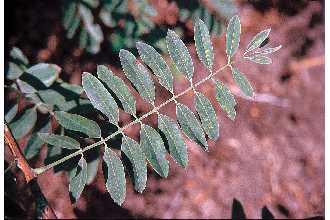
5 0 324 218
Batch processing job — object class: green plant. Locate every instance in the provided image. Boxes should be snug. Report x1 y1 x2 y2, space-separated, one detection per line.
5 15 281 206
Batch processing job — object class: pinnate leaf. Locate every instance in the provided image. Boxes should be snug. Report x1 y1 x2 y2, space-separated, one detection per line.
54 111 101 138
158 114 188 167
69 156 88 203
38 133 81 150
97 65 136 115
231 67 254 97
226 15 241 57
245 28 271 53
176 103 208 150
121 136 147 193
136 41 173 92
103 147 126 206
9 108 37 139
82 72 119 124
195 92 219 141
119 49 155 103
194 18 214 70
166 30 194 80
140 125 169 177
214 80 236 120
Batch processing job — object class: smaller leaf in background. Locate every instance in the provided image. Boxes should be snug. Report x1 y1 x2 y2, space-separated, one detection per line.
261 206 274 219
6 62 25 80
81 0 99 8
66 15 80 39
97 65 136 115
226 15 241 58
24 119 52 160
158 114 188 167
166 30 194 80
82 72 119 125
136 42 173 92
140 124 169 177
38 133 81 150
38 89 77 111
214 80 236 120
119 49 155 103
244 28 271 54
195 92 219 141
16 79 37 94
232 198 246 219
103 147 126 206
254 45 282 55
194 18 214 71
26 63 61 87
244 54 272 64
69 156 88 203
79 28 88 49
54 111 101 138
9 107 37 139
59 82 83 95
209 0 238 19
176 103 208 150
87 158 99 185
63 1 77 30
231 67 254 97
10 47 29 65
121 136 147 193
5 104 18 123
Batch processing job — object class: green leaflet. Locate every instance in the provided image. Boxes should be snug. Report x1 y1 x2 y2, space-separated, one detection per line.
38 89 77 111
231 67 254 97
158 114 188 167
59 82 83 95
121 136 147 193
63 1 77 29
10 47 29 65
82 72 119 124
166 29 194 80
16 79 37 94
176 103 208 150
26 63 61 87
214 80 236 120
244 28 271 54
69 156 88 203
119 49 155 103
97 65 136 115
5 104 18 123
255 45 282 55
24 119 51 160
140 124 169 177
103 147 126 206
226 15 241 58
245 54 272 64
136 41 173 92
9 108 37 139
6 62 24 80
195 92 219 141
67 15 80 39
38 133 81 150
54 111 101 138
194 18 214 71
87 158 99 185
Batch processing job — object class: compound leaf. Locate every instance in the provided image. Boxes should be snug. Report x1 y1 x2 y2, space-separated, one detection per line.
26 63 61 87
119 49 155 103
158 114 188 167
136 41 173 92
176 103 208 150
214 80 236 120
97 65 136 115
194 18 214 71
69 156 88 203
195 92 219 141
38 133 81 150
82 72 119 124
103 147 126 206
231 67 254 97
54 111 101 138
140 124 169 177
121 136 147 193
9 107 37 139
245 28 271 54
226 15 241 57
166 30 194 80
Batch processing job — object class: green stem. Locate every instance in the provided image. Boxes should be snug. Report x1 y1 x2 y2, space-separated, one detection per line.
33 63 230 175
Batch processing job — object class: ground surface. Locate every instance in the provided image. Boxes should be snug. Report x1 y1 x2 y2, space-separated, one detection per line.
5 0 324 219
